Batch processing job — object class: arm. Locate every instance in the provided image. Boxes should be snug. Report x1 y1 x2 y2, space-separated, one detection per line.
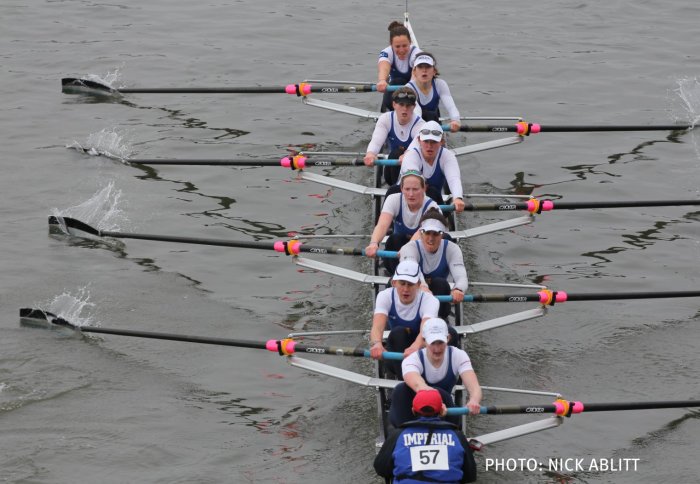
374 428 401 478
365 114 392 165
441 151 464 211
460 370 482 415
436 79 461 131
365 211 394 257
447 243 468 302
377 50 392 93
369 312 389 359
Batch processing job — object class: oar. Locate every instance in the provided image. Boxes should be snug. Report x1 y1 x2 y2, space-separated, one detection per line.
447 398 700 416
458 121 693 134
48 216 398 258
94 154 400 169
459 198 700 213
18 308 403 360
461 289 700 304
61 78 392 96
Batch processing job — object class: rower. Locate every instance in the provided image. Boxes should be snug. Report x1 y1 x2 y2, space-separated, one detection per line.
401 209 467 322
406 52 461 132
365 171 440 275
364 86 424 187
400 121 466 212
388 318 482 428
376 21 422 113
374 389 477 484
368 260 439 378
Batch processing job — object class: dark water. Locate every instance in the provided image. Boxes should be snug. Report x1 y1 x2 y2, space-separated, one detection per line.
1 1 698 483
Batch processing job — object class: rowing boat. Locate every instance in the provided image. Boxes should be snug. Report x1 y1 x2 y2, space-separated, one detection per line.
41 5 700 480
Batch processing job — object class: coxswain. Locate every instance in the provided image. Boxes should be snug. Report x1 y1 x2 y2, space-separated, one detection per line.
374 388 477 483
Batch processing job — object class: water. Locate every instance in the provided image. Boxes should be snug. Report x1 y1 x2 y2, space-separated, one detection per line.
1 1 699 482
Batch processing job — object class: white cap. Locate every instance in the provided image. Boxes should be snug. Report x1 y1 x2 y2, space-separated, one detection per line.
393 260 421 284
419 120 444 142
414 54 435 67
422 318 449 344
420 218 447 233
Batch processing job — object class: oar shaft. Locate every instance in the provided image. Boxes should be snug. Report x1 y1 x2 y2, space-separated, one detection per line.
46 316 403 360
464 290 700 304
446 399 700 416
458 123 692 134
462 199 700 212
114 84 381 95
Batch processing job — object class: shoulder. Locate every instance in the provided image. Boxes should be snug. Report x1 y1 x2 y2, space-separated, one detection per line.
378 46 392 59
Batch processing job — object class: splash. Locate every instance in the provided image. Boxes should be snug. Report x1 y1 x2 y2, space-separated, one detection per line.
46 287 98 328
66 127 134 161
83 66 125 90
674 77 700 126
50 181 128 233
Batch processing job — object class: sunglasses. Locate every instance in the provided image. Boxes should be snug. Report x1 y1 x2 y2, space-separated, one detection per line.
420 129 443 137
420 229 444 236
393 91 416 102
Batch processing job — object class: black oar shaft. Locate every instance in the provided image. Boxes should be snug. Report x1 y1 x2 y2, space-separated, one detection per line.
458 123 691 133
125 158 362 167
49 216 367 256
481 400 700 415
462 199 700 212
466 290 700 303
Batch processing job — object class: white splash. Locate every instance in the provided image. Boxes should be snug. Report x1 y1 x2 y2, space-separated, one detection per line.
674 77 700 126
47 287 98 328
66 127 134 161
51 181 129 233
84 66 125 90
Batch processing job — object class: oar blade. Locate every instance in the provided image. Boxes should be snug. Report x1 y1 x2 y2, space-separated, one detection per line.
61 77 118 95
48 216 101 236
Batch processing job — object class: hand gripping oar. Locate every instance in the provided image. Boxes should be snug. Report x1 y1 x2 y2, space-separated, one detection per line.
18 308 403 360
48 216 398 258
446 398 700 416
457 198 700 213
61 78 393 96
458 120 694 134
459 289 700 304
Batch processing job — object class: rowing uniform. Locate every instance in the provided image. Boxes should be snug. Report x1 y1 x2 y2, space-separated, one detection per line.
379 45 421 112
367 111 425 158
374 417 477 483
380 192 440 274
374 287 440 377
401 145 463 205
374 288 439 335
406 78 460 123
389 347 474 427
402 239 468 320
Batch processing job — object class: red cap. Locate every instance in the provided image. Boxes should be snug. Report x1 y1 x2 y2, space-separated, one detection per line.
412 389 443 416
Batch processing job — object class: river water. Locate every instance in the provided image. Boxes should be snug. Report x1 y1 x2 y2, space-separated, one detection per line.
1 1 698 483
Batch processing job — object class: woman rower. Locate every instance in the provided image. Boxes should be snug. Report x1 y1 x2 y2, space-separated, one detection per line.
406 52 461 132
377 21 422 113
400 121 466 212
368 260 439 378
401 209 467 321
364 86 424 186
389 318 482 428
365 171 440 275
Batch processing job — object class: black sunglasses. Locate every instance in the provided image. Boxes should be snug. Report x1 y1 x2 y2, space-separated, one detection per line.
420 129 443 137
420 229 444 236
393 91 416 102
